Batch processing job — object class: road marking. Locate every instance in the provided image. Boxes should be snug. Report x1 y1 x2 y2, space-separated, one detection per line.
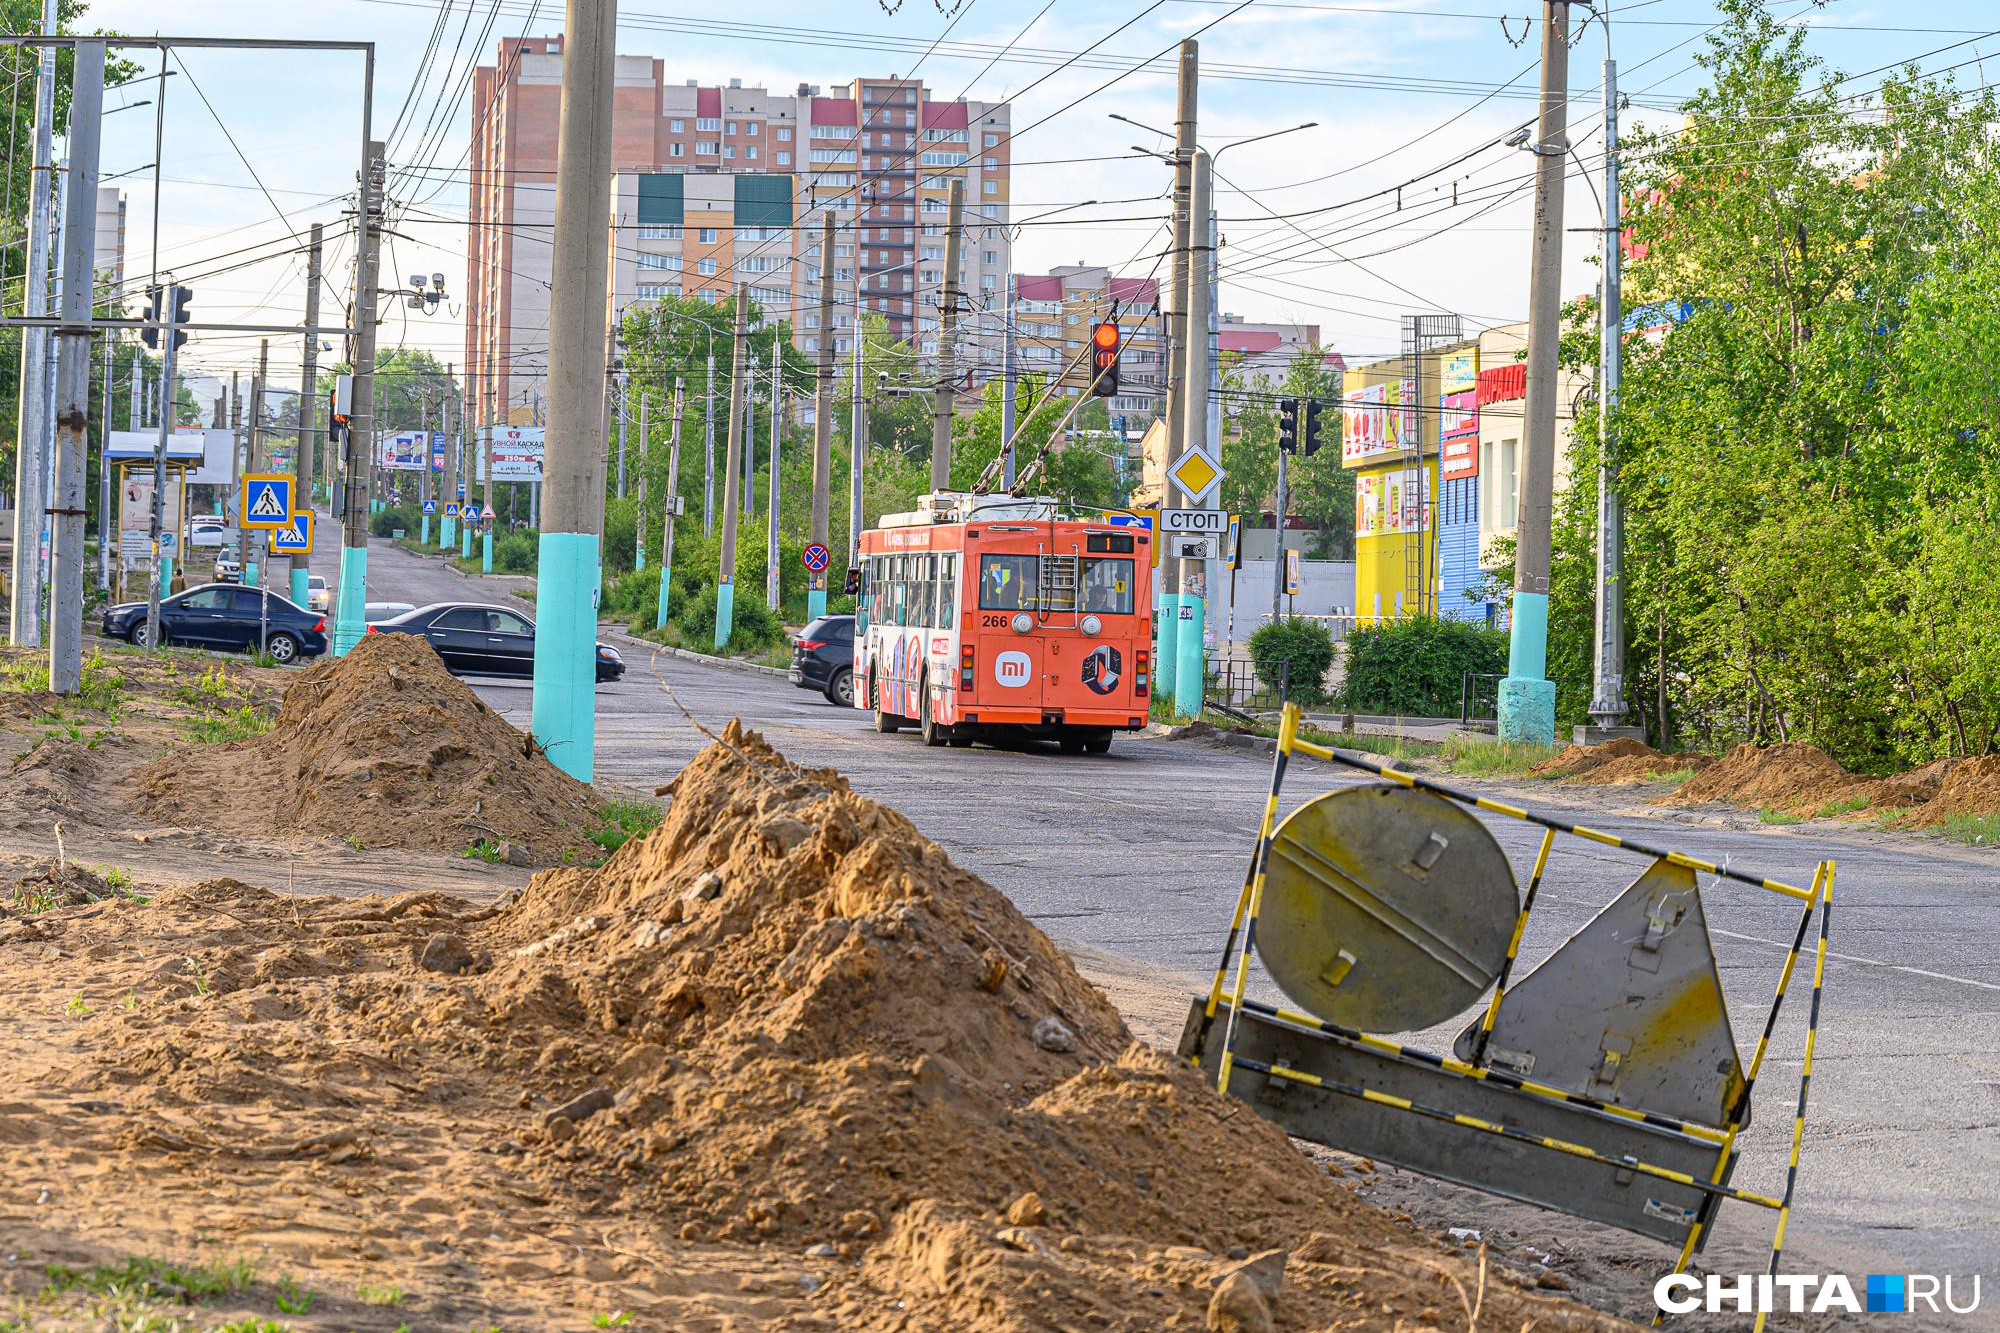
1714 927 2000 993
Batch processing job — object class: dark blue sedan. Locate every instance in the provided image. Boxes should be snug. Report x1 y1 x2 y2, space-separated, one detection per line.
100 583 329 664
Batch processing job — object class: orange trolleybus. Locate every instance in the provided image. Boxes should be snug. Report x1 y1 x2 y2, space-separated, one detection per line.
854 492 1154 753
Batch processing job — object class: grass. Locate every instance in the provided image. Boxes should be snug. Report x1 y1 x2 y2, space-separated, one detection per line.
1436 734 1565 778
1648 766 1696 786
355 1283 407 1307
43 1255 256 1303
1815 795 1875 819
461 838 504 864
182 705 273 745
271 1277 313 1315
592 798 663 857
3 649 126 716
170 664 238 709
594 1315 635 1329
1941 812 2000 845
92 864 138 893
1758 806 1807 826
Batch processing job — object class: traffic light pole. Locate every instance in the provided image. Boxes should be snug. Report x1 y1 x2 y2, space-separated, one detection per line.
530 0 616 782
289 223 321 608
1156 39 1197 704
1173 147 1213 719
46 40 101 694
657 377 682 627
334 132 384 659
809 212 834 621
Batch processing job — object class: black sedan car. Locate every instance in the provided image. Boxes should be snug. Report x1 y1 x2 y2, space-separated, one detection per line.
789 614 854 705
100 583 328 664
367 602 624 682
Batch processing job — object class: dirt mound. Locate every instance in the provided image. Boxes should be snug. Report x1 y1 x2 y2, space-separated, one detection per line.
0 728 1629 1331
1896 755 2000 828
1531 739 1711 785
0 738 125 830
134 632 601 862
1664 741 1864 809
6 859 119 912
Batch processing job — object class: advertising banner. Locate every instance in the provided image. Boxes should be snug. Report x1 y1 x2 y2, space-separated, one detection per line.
118 469 183 571
1441 349 1479 394
1342 379 1415 466
1440 389 1480 481
476 426 545 482
1355 467 1433 539
376 432 432 471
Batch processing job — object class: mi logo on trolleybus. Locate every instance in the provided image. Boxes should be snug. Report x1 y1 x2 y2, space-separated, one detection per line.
994 651 1032 687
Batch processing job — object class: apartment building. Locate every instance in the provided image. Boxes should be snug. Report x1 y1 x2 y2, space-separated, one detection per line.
1217 315 1321 390
467 36 1012 426
1006 266 1162 426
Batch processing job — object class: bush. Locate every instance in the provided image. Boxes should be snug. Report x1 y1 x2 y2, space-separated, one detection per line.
604 566 661 629
490 531 538 573
370 503 418 538
1339 616 1507 717
672 584 786 654
1249 618 1336 704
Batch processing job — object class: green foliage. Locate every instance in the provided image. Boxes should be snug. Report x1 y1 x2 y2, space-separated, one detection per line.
182 706 272 744
1941 813 2000 845
461 839 504 864
491 530 539 573
43 1254 255 1302
1248 617 1336 704
1758 807 1806 826
1541 0 2000 770
593 798 663 856
672 584 787 653
1338 616 1506 717
371 503 419 538
1437 734 1564 778
356 1283 407 1307
272 1276 313 1315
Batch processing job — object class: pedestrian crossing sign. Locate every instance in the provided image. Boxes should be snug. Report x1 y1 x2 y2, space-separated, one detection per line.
445 502 461 518
268 512 314 555
241 475 294 530
422 498 438 514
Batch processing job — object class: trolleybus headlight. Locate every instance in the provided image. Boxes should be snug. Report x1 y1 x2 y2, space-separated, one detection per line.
1079 614 1102 637
1011 612 1033 634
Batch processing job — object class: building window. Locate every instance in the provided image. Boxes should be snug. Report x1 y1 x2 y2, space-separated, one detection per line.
669 143 685 158
697 258 718 275
638 252 682 270
736 225 784 242
921 244 944 260
810 148 857 164
776 151 790 166
636 283 673 301
804 336 818 351
747 146 760 160
670 118 686 132
638 224 683 240
740 255 786 273
983 179 997 196
696 117 721 132
726 121 738 135
919 151 968 167
752 285 788 305
980 274 995 290
777 126 792 142
745 120 759 134
923 128 967 142
696 140 718 155
697 227 717 242
724 146 736 160
985 132 1000 148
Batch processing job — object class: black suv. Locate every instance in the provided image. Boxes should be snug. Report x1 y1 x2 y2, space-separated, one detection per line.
789 614 854 706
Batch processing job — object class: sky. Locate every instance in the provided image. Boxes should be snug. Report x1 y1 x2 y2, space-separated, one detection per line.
64 0 2000 411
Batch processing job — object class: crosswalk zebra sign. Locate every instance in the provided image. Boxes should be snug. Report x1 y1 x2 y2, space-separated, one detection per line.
241 475 293 530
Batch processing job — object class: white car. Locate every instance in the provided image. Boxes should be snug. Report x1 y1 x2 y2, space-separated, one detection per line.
307 575 330 613
190 522 227 549
212 555 242 583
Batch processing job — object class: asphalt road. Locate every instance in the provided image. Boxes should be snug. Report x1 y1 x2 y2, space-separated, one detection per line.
335 533 2000 1310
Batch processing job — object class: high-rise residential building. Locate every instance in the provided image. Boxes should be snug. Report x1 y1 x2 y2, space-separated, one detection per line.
467 37 1012 426
1217 315 1322 390
1006 265 1162 425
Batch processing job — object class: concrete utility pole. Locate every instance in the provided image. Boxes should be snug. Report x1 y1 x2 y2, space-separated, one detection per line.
230 372 246 577
9 0 59 647
420 397 434 545
1498 0 1569 746
930 177 964 492
246 340 268 586
46 40 101 693
615 364 628 498
530 0 617 783
847 315 866 579
334 136 385 657
656 377 683 627
289 223 322 607
1271 443 1290 621
809 212 835 620
481 348 496 570
765 356 781 610
1173 146 1213 719
714 284 749 651
457 376 474 558
635 393 648 571
1001 247 1018 491
1586 54 1633 741
703 342 716 536
142 285 183 645
97 330 113 595
1157 38 1198 701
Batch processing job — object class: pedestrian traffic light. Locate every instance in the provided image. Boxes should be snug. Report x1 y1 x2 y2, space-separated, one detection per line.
1090 322 1120 398
1301 399 1326 457
1277 396 1300 453
140 285 162 349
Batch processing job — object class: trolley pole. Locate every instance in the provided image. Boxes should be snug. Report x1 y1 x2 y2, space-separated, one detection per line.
657 377 682 627
714 283 749 651
46 39 101 693
765 356 781 610
809 212 835 621
289 223 321 607
530 0 617 782
1497 0 1569 745
930 177 963 492
1156 38 1198 702
334 131 385 658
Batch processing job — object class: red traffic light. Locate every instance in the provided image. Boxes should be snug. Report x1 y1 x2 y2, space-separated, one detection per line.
1092 321 1120 350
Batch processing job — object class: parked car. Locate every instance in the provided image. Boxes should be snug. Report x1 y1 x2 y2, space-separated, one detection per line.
367 602 624 682
211 555 242 583
789 614 854 706
189 522 228 549
100 583 328 664
365 601 417 624
307 575 330 613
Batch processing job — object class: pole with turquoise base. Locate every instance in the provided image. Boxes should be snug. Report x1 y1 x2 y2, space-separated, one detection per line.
635 393 648 573
713 286 749 651
1156 590 1180 699
657 378 683 628
332 134 384 658
1174 591 1204 719
421 513 430 545
331 544 368 656
807 213 835 624
527 0 616 783
461 516 472 560
289 563 307 609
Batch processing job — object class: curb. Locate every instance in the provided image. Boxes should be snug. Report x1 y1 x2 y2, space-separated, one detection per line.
607 628 789 679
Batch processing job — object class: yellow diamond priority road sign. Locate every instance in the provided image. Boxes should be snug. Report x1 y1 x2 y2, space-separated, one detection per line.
1168 444 1222 505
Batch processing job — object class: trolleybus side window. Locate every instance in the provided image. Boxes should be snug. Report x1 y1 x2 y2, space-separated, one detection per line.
938 553 958 624
1083 557 1135 615
980 554 1036 610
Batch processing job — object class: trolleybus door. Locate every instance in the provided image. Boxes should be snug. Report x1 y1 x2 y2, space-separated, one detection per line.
975 550 1043 710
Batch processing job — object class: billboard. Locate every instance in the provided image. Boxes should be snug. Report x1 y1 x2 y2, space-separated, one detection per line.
1440 389 1480 481
1355 467 1433 539
476 426 545 482
1441 349 1478 395
1342 379 1415 466
376 431 443 471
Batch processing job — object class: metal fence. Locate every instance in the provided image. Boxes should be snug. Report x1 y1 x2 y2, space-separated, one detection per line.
1206 657 1301 718
1459 671 1594 732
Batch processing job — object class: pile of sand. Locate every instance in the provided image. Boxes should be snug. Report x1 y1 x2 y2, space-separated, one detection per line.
1894 755 2000 828
1531 738 1712 786
0 727 1629 1331
135 632 602 863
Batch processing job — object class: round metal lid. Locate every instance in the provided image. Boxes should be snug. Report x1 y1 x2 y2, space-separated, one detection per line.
1259 783 1518 1034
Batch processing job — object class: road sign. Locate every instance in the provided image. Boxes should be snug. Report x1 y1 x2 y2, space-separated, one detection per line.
1225 515 1242 570
1166 533 1217 561
268 512 314 555
241 474 293 529
422 498 438 514
1285 548 1302 596
1160 508 1227 535
445 502 461 518
1167 444 1223 506
801 542 831 573
481 503 496 519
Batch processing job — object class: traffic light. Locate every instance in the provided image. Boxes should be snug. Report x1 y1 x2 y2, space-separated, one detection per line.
1089 321 1120 398
1277 396 1300 453
1302 399 1327 457
140 285 162 349
169 285 193 350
